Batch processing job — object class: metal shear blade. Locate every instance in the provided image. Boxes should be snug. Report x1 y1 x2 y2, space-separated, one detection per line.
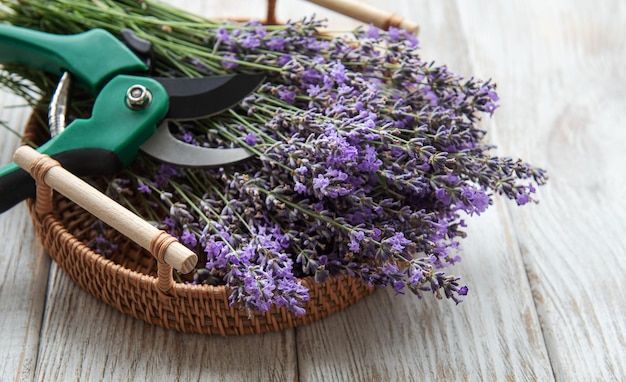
139 74 264 167
140 122 253 167
154 74 263 121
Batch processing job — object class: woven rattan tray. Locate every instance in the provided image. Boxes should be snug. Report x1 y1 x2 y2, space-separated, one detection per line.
21 111 375 335
14 0 425 335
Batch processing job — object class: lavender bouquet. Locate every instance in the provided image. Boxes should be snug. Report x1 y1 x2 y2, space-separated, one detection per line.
1 0 546 315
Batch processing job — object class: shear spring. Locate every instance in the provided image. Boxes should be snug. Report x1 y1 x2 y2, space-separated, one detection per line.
48 71 70 137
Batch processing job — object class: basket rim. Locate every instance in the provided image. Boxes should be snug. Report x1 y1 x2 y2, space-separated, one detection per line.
28 200 375 334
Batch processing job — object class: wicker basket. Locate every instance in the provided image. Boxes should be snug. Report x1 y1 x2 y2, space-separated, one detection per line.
14 0 425 335
22 110 375 335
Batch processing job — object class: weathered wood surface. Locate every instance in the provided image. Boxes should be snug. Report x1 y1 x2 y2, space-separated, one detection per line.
0 0 624 381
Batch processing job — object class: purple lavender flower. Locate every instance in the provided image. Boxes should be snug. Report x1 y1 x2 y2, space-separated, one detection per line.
154 163 179 187
358 145 382 172
405 33 419 48
330 61 347 84
387 26 401 41
457 185 491 215
366 24 380 39
182 131 194 144
349 230 365 252
307 84 322 97
254 23 267 38
516 193 530 205
216 27 230 43
484 102 498 116
277 54 292 66
240 34 261 49
180 227 198 248
312 174 330 195
435 188 452 206
278 87 296 104
244 132 258 145
384 232 412 252
266 36 286 51
294 181 307 194
137 180 152 194
302 68 321 84
221 53 239 70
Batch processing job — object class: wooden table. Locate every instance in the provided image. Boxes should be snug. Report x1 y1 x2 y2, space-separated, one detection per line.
1 1 625 380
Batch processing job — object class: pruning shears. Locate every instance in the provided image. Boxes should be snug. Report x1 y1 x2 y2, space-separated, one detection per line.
0 24 263 213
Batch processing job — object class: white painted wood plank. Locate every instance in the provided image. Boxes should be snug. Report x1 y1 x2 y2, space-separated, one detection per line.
455 0 626 380
164 0 269 21
296 1 553 380
0 91 51 382
34 263 298 381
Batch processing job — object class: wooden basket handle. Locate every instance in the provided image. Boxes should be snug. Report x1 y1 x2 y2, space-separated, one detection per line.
13 146 197 294
266 0 419 34
306 0 418 34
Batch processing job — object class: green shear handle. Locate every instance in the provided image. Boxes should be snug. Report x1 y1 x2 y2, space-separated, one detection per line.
0 24 147 93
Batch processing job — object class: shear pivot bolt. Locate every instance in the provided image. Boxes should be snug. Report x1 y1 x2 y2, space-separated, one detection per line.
126 85 152 110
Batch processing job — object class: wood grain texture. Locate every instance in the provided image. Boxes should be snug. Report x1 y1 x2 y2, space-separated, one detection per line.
455 1 626 380
33 263 297 381
0 93 50 382
305 0 419 34
1 0 625 381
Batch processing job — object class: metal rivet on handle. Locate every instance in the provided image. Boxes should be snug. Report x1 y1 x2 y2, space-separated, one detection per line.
126 84 152 110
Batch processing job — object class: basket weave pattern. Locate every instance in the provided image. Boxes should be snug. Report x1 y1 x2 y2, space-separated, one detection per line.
23 112 375 335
